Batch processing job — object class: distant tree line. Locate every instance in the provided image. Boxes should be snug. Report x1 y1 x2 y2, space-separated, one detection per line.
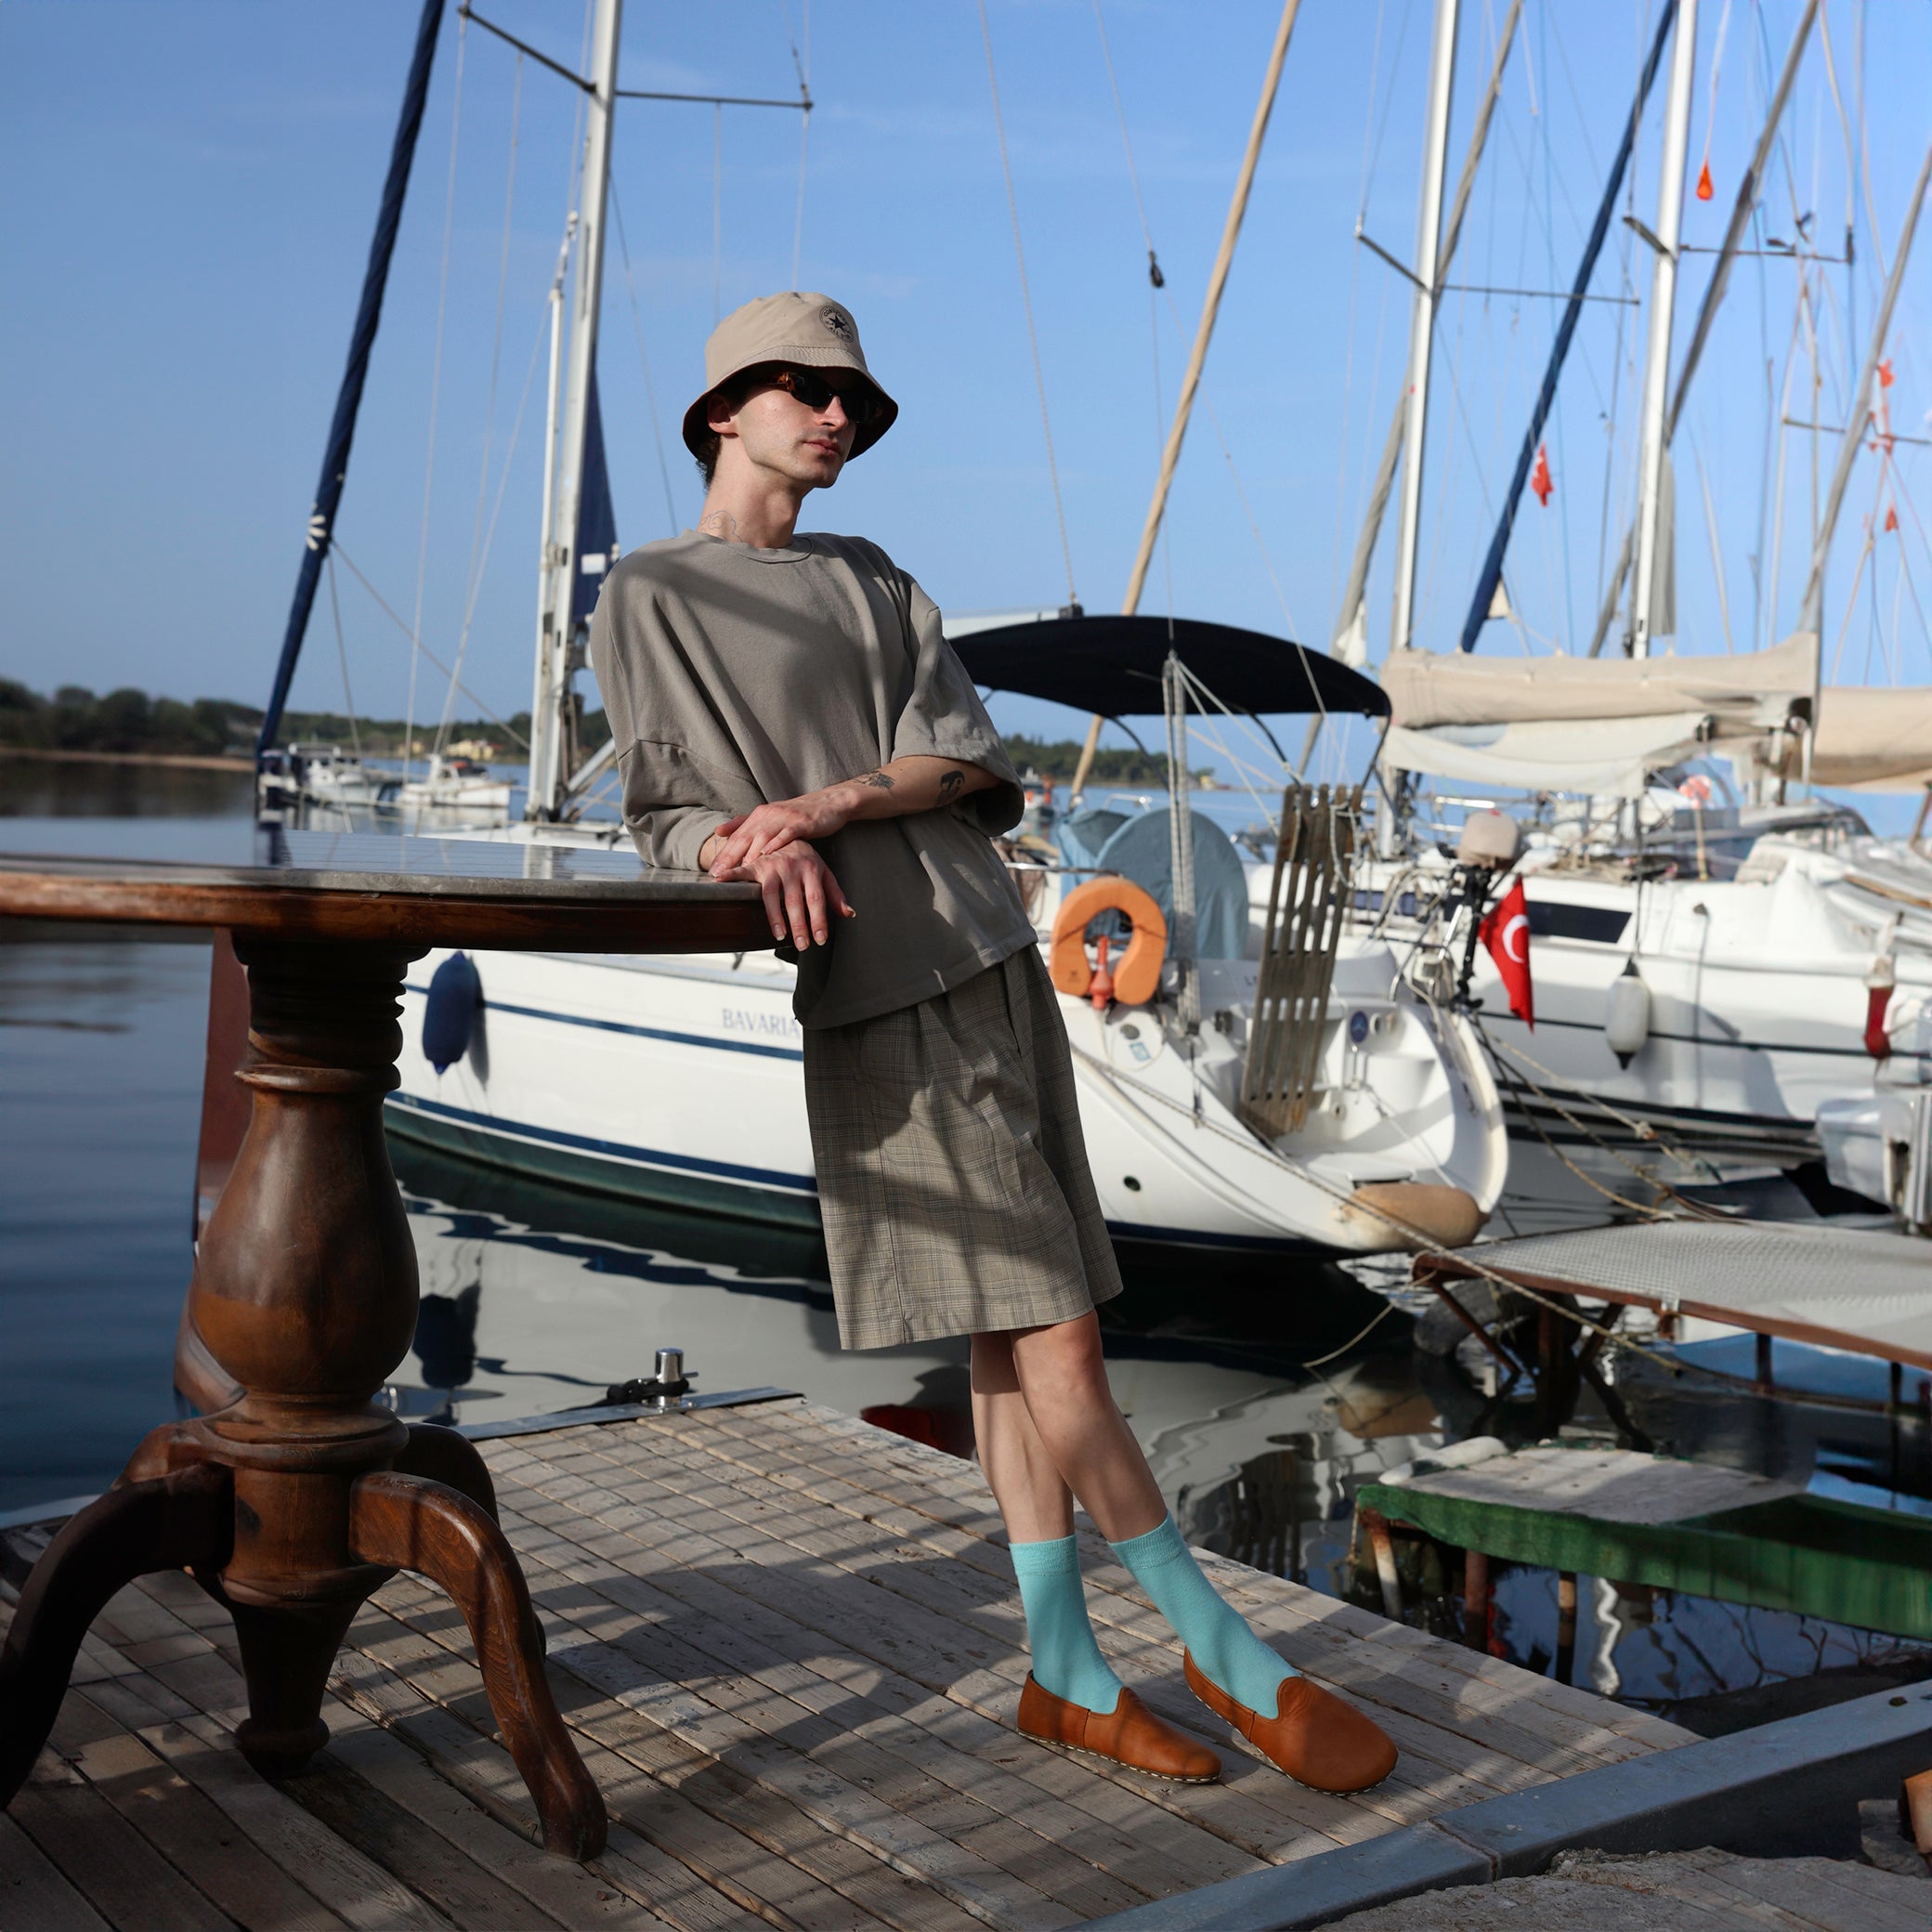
0 680 609 762
999 733 1208 787
1 685 1198 785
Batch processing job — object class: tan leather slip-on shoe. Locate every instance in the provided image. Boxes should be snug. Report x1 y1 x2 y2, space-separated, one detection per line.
1017 1675 1221 1783
1183 1651 1398 1794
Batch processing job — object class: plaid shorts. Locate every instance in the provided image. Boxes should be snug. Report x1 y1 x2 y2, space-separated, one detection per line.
803 945 1125 1350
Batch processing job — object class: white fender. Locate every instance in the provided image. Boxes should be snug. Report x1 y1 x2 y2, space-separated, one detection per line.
1605 959 1651 1068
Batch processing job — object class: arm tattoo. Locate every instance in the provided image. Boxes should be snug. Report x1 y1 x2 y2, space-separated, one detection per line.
936 769 965 804
858 769 895 791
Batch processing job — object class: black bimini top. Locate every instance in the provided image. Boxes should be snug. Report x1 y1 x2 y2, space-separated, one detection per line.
950 614 1390 720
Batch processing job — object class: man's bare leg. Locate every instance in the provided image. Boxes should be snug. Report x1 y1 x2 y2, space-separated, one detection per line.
972 1328 1123 1713
1005 1313 1166 1541
1002 1312 1303 1723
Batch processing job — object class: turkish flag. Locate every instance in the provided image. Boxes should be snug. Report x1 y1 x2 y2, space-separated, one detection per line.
1479 880 1534 1028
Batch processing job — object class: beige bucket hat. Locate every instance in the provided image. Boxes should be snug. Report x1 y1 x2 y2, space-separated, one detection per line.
682 292 898 461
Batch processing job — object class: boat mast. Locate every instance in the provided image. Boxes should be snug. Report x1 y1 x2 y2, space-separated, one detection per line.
1331 0 1519 664
1389 0 1460 660
256 0 448 764
1795 139 1932 650
1586 0 1818 658
1626 0 1699 659
1067 0 1303 803
1458 2 1677 656
528 0 622 823
1377 0 1458 857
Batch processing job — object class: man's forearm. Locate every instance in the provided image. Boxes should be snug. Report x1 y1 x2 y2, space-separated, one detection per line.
829 756 999 825
702 756 1002 876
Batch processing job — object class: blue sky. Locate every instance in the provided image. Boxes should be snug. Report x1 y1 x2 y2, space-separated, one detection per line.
4 1 1928 792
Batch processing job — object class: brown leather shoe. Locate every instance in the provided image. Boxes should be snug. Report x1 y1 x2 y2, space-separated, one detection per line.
1017 1675 1221 1782
1183 1651 1397 1793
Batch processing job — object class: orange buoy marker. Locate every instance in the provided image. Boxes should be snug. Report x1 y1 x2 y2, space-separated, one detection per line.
1049 876 1168 1008
1695 157 1714 201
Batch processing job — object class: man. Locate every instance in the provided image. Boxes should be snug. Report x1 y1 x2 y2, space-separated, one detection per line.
588 291 1395 1794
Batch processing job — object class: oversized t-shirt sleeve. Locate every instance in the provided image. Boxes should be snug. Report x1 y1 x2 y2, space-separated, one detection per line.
589 565 752 871
890 578 1025 838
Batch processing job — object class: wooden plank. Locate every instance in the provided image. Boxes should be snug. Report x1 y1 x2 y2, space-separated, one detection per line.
469 1508 1232 1894
765 1403 1695 1752
688 1406 1689 1759
8 1774 240 1931
332 1605 967 1932
509 1562 1150 1919
137 1711 456 1932
487 1449 1356 1865
483 1444 1333 1857
324 1660 816 1932
312 1694 670 1931
518 1433 1500 1832
61 1700 347 1932
278 1747 571 1931
481 1500 1255 1899
0 1809 113 1932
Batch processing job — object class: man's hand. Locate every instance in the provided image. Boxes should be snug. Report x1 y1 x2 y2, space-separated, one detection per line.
708 756 998 877
708 790 856 874
713 842 855 951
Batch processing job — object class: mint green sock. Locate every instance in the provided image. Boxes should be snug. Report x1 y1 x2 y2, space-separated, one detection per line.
1010 1535 1123 1715
1110 1515 1295 1714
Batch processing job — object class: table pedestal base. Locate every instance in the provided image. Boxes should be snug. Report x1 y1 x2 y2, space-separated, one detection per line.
0 1419 603 1859
0 935 606 1860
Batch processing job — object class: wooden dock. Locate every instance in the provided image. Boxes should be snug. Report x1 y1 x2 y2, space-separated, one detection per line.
2 1398 1699 1931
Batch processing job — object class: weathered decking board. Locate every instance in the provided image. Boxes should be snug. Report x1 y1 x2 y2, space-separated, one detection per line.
3 1399 1699 1932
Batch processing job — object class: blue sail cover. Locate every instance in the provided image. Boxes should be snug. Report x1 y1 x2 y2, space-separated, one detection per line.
571 363 620 629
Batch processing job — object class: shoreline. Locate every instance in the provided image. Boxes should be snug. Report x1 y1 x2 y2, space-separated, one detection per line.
0 745 255 774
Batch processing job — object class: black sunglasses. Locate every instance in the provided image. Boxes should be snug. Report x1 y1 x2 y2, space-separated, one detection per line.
761 364 886 427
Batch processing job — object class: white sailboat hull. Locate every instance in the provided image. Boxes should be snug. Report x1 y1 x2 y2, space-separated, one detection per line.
388 940 1508 1256
1327 850 1932 1166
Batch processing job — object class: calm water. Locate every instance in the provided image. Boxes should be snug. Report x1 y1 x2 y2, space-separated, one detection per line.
4 757 1927 1727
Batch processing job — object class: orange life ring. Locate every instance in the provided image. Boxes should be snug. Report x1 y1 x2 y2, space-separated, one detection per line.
1049 876 1168 1006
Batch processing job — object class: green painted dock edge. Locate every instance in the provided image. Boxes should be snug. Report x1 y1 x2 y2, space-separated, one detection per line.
1359 1478 1932 1643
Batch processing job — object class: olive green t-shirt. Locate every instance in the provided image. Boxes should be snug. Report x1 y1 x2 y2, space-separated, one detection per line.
588 529 1033 1029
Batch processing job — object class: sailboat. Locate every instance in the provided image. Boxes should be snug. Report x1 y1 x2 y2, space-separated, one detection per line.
1337 0 1932 1192
250 1 1511 1259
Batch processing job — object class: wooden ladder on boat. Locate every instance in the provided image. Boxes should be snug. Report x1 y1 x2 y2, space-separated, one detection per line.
1240 784 1362 1138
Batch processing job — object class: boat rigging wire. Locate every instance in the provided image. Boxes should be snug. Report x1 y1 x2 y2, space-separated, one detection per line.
433 274 551 756
437 50 525 763
610 182 683 536
778 0 812 285
324 554 363 759
712 104 724 323
403 7 468 790
332 543 529 749
976 0 1078 608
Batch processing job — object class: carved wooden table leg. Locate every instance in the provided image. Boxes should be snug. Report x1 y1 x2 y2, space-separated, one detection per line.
0 1465 231 1804
352 1471 604 1858
0 934 606 1859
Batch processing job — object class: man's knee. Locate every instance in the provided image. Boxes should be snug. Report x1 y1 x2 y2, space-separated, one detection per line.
1013 1313 1112 1409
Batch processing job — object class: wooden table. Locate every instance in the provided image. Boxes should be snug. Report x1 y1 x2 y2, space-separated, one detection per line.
0 836 768 1860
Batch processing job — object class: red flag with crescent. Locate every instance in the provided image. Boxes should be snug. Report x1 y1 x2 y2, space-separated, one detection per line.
1479 880 1534 1028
